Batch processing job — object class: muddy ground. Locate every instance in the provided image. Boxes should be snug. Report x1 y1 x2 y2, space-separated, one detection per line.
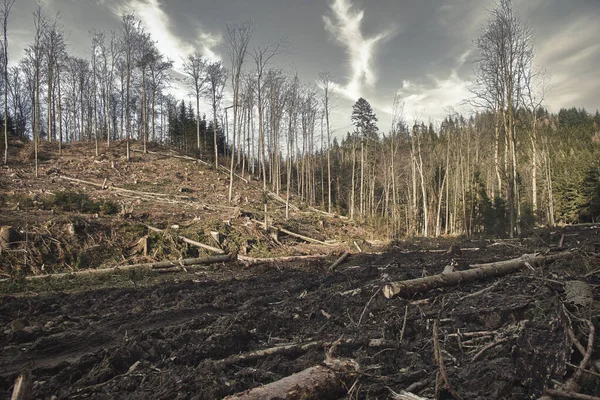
1 225 599 399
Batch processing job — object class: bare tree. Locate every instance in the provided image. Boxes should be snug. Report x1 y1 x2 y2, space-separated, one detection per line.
224 20 253 203
147 48 172 143
136 32 154 153
90 30 102 156
204 60 227 169
1 0 15 164
182 52 207 153
32 4 47 177
475 0 533 237
318 72 336 213
120 13 141 161
521 65 550 216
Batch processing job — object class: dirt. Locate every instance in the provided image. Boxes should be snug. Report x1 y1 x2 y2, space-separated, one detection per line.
0 225 598 399
2 142 600 399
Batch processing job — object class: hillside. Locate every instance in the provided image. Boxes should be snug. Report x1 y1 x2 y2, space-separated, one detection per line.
1 141 599 400
0 140 380 279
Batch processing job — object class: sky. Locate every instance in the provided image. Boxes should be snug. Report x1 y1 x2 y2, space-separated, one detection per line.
8 0 600 137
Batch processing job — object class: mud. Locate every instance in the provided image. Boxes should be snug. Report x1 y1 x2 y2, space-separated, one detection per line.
1 225 600 399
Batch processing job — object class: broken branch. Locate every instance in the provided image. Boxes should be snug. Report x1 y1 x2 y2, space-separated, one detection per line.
329 252 350 271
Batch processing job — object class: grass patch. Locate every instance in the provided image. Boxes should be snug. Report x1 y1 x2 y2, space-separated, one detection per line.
45 191 119 215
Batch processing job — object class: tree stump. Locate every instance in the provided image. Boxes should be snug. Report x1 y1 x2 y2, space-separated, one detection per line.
0 226 21 250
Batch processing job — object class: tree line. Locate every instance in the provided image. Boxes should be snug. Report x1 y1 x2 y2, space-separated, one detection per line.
1 0 599 237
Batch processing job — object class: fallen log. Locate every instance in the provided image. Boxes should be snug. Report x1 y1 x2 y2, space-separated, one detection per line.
59 175 203 204
220 165 249 183
237 254 328 266
329 251 351 271
146 225 225 254
11 372 31 400
383 252 571 299
132 148 212 167
223 358 358 400
215 341 323 367
1 254 232 282
267 191 299 211
251 219 334 246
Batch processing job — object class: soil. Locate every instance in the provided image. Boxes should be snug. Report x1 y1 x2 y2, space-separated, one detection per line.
1 141 600 399
0 225 599 399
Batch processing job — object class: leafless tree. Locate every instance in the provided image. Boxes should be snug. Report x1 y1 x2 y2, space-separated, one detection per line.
147 48 172 143
224 20 252 203
32 4 47 177
204 60 227 169
120 13 142 161
1 0 15 164
250 40 286 225
475 0 533 237
182 51 207 153
318 72 336 213
521 64 550 216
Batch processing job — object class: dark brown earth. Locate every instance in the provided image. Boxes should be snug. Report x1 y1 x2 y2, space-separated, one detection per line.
1 225 599 399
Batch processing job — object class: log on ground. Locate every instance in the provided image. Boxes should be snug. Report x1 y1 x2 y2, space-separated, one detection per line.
237 254 328 266
4 254 233 282
223 358 358 400
146 224 225 254
383 252 571 299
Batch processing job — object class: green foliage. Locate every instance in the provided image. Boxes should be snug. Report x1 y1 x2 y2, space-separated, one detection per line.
50 191 100 213
520 203 536 235
10 194 35 210
47 192 119 215
479 187 508 237
351 97 378 139
99 200 119 215
579 163 600 222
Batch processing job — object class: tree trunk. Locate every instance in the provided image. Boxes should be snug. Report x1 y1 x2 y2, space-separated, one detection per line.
223 359 358 400
383 252 570 299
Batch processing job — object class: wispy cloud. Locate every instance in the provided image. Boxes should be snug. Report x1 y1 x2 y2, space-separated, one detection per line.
396 72 472 124
113 0 221 71
323 0 395 101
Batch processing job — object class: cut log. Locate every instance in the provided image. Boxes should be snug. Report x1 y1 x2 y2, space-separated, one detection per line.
11 372 31 400
223 358 358 400
220 165 249 183
389 389 431 400
251 219 334 246
132 148 213 167
267 191 299 211
354 241 363 253
1 254 233 282
383 252 571 299
237 254 328 266
210 231 221 245
329 252 351 271
146 225 225 254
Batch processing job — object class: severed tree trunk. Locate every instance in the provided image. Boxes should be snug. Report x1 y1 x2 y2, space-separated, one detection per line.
383 252 570 299
223 358 358 400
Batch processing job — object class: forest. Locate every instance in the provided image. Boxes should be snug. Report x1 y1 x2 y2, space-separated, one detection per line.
1 0 599 239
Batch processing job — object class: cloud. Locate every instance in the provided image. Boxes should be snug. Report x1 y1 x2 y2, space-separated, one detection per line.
535 14 600 112
396 72 472 124
113 0 221 71
323 0 395 101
